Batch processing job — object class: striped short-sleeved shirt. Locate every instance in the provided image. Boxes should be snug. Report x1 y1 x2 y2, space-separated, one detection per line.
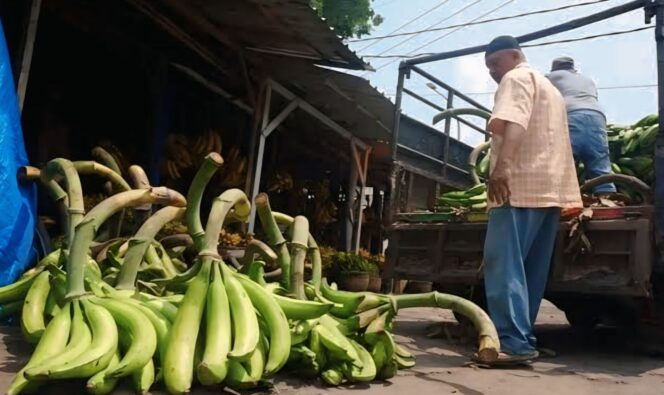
488 63 582 209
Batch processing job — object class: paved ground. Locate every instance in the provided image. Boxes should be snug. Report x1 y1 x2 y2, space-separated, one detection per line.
1 302 663 395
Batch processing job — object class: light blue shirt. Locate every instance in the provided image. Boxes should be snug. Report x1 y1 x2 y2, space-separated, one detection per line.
546 69 603 116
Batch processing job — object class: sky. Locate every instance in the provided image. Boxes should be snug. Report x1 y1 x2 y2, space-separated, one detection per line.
342 0 657 147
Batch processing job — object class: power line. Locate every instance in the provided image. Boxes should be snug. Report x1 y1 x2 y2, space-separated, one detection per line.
362 26 655 59
371 0 516 71
359 0 485 76
355 0 454 53
350 0 611 43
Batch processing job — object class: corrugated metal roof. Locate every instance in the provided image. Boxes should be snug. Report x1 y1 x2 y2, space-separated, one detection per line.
252 54 392 142
163 0 371 71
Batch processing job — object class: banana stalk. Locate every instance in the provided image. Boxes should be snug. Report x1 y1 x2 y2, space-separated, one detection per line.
41 158 85 247
115 206 186 290
67 188 186 298
393 292 499 362
272 212 323 288
255 193 291 289
186 153 224 251
290 216 309 300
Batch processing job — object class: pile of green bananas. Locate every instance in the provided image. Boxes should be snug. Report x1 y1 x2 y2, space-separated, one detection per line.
605 114 658 185
1 153 499 394
436 183 487 212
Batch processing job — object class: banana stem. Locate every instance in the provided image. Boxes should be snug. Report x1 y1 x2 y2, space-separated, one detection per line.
393 292 500 362
18 166 71 241
41 159 85 247
186 153 224 252
290 216 309 300
128 165 152 229
272 212 322 287
255 194 290 289
66 188 186 298
91 146 123 178
201 189 251 256
74 160 131 238
116 205 185 290
73 161 131 192
239 239 277 269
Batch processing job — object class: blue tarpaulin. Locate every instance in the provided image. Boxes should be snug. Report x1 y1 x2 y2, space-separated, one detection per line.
0 20 37 286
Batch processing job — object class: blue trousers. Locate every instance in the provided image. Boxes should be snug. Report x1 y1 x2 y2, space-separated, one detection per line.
568 110 616 194
483 207 561 355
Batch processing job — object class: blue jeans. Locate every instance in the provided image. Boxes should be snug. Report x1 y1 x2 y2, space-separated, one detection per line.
568 110 616 194
483 207 561 355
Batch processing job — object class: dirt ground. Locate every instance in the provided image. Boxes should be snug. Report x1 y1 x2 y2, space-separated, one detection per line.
1 301 663 395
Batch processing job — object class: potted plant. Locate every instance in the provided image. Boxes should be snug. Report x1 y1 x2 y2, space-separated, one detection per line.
335 252 371 292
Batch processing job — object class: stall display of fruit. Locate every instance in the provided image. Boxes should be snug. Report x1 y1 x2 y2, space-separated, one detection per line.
2 152 499 394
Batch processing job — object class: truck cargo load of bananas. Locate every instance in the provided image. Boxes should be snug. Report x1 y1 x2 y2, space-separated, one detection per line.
605 113 658 186
1 152 499 394
436 113 658 213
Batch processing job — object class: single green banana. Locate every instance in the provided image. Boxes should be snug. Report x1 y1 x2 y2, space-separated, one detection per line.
35 298 118 379
394 352 416 369
235 272 291 375
124 299 172 365
304 283 343 310
0 272 38 305
346 339 376 382
6 302 71 395
132 358 155 395
91 298 157 378
394 342 414 359
221 263 259 361
370 339 387 372
43 289 61 319
21 271 52 343
355 292 391 313
320 278 364 318
364 310 394 345
316 321 360 364
273 293 333 320
86 349 121 395
24 300 92 380
141 298 178 322
336 304 392 334
163 259 211 394
197 262 232 385
227 334 267 390
309 323 327 370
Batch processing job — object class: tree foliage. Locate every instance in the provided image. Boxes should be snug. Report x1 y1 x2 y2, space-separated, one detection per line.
311 0 383 39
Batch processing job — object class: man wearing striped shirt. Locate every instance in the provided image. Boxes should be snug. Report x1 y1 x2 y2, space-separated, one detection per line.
480 36 582 365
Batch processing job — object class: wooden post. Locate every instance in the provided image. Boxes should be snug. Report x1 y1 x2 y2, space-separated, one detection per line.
16 0 42 112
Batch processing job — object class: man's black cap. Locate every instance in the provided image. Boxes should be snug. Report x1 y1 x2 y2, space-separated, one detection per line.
485 35 521 56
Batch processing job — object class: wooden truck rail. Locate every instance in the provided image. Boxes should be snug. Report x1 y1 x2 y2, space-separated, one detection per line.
384 206 654 299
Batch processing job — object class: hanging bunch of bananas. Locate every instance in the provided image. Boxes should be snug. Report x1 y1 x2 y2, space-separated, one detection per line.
1 153 501 394
191 129 223 159
162 134 194 181
218 146 247 187
267 170 294 193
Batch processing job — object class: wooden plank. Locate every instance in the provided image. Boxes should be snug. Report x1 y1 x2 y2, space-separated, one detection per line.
16 0 42 112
